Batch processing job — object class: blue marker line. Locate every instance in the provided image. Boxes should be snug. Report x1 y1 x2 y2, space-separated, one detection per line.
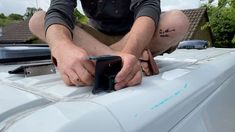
151 83 189 110
134 83 189 118
134 114 138 117
174 91 181 96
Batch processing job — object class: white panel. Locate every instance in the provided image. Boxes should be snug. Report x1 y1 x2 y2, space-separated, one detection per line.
0 84 39 114
0 48 235 132
171 74 235 132
6 102 124 132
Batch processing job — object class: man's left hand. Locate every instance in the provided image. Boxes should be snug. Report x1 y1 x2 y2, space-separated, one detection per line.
114 52 142 90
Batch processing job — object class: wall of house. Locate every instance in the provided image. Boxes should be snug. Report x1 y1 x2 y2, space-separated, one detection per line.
192 15 213 46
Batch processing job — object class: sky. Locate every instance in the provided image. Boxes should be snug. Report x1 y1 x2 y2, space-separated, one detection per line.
0 0 208 16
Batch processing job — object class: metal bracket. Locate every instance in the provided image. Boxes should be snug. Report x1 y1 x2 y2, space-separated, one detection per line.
8 62 56 77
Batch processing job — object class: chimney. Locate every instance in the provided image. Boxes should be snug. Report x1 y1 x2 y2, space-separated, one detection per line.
0 27 2 37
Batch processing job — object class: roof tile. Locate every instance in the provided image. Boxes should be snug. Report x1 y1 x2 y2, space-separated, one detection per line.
0 20 34 43
182 8 207 40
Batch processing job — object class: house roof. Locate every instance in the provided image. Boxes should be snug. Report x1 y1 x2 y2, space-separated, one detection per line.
182 8 209 40
0 20 34 44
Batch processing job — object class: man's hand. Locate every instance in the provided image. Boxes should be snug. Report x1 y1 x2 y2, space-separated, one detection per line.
111 17 156 90
114 52 142 90
46 24 95 86
52 43 95 86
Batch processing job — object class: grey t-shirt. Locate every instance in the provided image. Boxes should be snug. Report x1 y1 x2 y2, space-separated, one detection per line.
45 0 161 35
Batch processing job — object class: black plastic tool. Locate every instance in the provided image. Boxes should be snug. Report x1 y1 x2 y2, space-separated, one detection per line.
89 55 122 94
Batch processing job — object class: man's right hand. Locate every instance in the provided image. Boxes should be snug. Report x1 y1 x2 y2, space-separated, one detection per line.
52 43 95 86
46 24 95 86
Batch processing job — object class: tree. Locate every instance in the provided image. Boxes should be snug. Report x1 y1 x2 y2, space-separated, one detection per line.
24 7 38 19
0 19 12 27
0 13 6 19
203 0 235 48
0 13 13 26
8 13 23 20
73 9 88 24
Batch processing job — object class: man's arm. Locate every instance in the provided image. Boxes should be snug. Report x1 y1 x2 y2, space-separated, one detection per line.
45 0 77 56
45 0 77 36
125 0 161 57
46 24 95 86
44 0 96 86
122 16 156 57
114 0 161 88
130 0 161 24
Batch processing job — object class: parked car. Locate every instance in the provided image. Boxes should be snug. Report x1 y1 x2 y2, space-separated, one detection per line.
178 40 209 49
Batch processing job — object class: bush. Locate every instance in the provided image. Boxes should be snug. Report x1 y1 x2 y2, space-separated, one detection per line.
203 0 235 48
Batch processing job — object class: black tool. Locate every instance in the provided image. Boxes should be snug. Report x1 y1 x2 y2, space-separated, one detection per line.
89 55 122 94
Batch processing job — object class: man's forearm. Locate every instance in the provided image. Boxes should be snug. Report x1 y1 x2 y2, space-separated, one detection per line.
122 16 156 57
46 24 74 53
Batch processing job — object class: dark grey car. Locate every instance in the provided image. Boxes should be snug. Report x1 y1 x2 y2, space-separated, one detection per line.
178 40 209 49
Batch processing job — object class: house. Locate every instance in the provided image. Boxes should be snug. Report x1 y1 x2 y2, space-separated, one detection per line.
0 20 40 44
182 8 213 45
0 8 213 45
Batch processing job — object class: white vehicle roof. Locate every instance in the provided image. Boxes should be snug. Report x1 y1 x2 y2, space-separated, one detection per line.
1 48 235 132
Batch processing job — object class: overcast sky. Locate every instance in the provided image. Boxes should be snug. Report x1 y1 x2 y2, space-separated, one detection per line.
0 0 207 16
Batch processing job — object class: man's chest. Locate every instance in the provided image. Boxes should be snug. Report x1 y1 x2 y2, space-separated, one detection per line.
80 0 132 18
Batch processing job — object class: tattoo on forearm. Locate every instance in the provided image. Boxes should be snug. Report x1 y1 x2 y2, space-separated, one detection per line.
159 28 176 37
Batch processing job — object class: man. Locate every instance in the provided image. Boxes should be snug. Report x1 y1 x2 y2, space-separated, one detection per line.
29 0 189 90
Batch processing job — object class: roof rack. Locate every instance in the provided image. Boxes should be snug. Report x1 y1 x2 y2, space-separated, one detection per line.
0 45 51 63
